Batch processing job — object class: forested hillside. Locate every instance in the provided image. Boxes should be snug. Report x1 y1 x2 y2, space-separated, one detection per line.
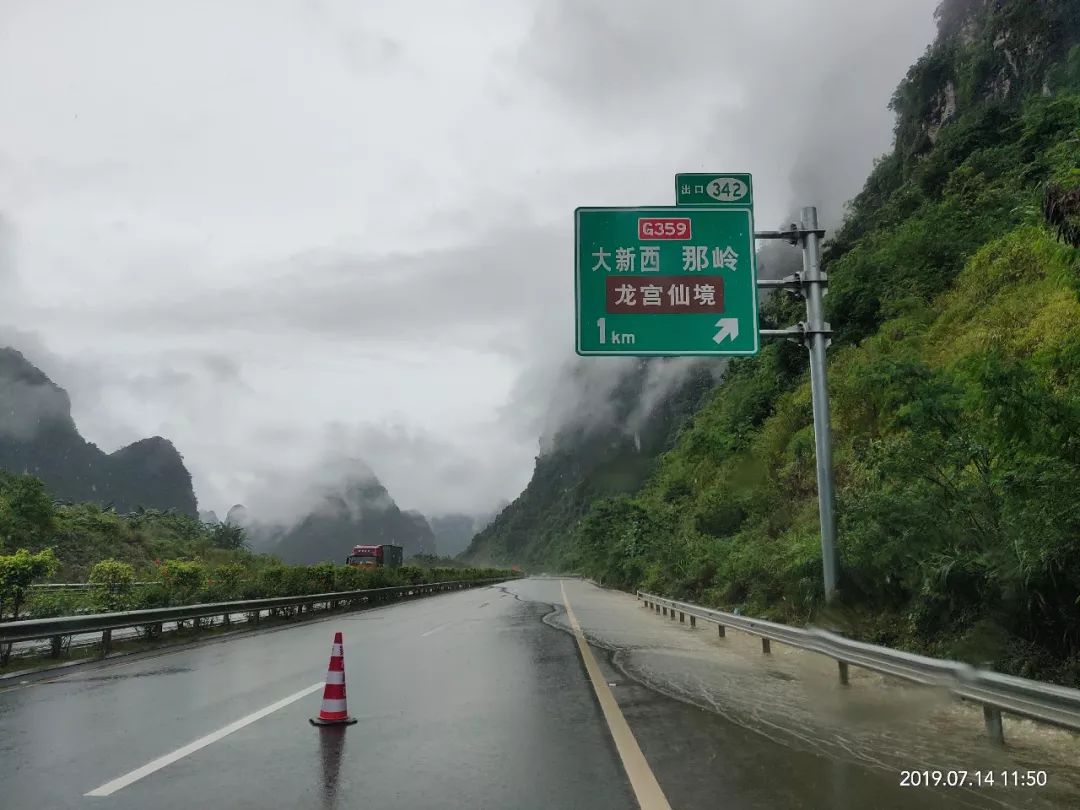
465 358 724 566
468 0 1080 682
0 470 247 581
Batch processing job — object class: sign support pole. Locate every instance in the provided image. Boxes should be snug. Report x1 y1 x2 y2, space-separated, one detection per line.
799 207 839 603
755 206 839 603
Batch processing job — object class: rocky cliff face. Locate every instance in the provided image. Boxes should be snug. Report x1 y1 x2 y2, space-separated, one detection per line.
0 347 198 516
892 0 1080 158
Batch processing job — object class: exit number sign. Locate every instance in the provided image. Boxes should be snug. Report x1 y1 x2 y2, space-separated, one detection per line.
676 173 753 207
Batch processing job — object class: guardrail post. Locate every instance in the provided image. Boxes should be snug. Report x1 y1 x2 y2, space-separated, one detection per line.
679 611 685 623
101 629 112 656
222 612 231 626
838 661 849 685
690 615 696 628
717 625 726 638
50 635 62 658
670 608 675 621
761 638 771 654
983 706 1004 746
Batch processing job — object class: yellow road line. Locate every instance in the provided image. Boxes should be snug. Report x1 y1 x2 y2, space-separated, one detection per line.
561 581 674 810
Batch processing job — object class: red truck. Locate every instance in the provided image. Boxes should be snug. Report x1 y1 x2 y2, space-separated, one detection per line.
345 544 404 569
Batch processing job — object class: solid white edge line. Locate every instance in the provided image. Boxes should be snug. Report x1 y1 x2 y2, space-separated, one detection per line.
84 681 325 797
560 581 674 810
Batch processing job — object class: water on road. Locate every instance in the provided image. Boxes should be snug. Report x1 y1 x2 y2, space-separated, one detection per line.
1 578 1076 809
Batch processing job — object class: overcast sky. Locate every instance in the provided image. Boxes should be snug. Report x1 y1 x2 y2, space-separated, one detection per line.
0 0 938 522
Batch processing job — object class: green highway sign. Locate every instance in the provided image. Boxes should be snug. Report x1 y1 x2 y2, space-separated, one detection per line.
575 206 759 356
676 173 753 207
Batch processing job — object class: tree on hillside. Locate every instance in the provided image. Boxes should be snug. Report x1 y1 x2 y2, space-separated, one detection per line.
1044 180 1080 247
208 522 247 551
0 473 56 552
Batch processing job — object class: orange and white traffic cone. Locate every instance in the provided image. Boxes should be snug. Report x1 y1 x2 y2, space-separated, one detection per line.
310 631 358 726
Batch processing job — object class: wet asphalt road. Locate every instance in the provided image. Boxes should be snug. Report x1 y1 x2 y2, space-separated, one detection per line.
1 578 1072 809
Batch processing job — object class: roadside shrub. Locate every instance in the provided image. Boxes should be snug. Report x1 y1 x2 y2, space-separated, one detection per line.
399 565 425 585
256 563 286 597
281 566 314 596
212 563 246 599
308 562 335 593
364 567 394 589
157 558 207 603
25 589 86 619
137 583 171 609
334 565 369 591
88 559 137 612
0 548 60 621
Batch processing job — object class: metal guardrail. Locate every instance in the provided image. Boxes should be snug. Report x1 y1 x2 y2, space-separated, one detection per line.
637 590 1080 745
0 578 509 664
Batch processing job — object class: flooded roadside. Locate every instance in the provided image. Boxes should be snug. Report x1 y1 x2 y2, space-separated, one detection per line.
526 579 1080 810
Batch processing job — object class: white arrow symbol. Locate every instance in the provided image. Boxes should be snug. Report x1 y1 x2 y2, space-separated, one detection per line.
713 318 739 344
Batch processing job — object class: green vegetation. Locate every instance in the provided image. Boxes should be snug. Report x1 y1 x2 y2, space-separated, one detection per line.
87 559 138 612
0 471 509 623
0 548 59 621
5 557 507 623
0 469 259 582
470 1 1080 684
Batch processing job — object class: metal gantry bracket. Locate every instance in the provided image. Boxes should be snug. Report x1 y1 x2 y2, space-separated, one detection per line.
758 322 832 348
757 272 829 302
758 324 804 345
754 226 826 245
756 273 803 291
757 272 829 297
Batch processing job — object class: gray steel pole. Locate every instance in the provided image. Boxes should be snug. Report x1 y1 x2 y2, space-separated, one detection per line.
801 206 839 602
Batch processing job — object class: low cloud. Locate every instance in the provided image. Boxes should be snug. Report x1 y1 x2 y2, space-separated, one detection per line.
624 357 726 437
222 418 531 528
46 225 566 364
0 378 71 440
0 0 940 528
501 355 634 454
